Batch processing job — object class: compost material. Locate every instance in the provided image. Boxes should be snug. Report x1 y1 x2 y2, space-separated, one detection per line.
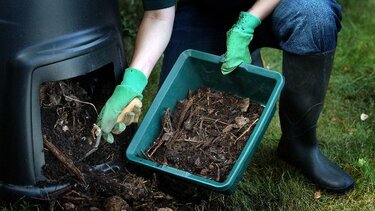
147 88 263 182
37 75 263 210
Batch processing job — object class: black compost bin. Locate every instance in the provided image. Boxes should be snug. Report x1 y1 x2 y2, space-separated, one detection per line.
0 0 126 198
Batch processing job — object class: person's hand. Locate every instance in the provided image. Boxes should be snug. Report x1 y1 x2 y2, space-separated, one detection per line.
97 68 148 143
221 12 261 75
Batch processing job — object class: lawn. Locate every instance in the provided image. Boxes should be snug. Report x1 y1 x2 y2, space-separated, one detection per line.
1 0 374 210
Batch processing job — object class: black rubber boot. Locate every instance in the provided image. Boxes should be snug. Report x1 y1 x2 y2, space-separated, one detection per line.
277 50 355 194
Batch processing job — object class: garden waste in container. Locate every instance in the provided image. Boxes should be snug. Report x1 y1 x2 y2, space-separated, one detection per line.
126 49 284 193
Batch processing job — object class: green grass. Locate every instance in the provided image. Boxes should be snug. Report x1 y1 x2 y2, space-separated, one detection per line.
223 1 375 210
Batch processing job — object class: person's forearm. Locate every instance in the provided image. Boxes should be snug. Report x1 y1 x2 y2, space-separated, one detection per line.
129 6 175 78
248 0 280 20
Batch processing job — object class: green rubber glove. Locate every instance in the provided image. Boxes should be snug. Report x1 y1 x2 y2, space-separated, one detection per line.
221 12 261 75
97 68 148 143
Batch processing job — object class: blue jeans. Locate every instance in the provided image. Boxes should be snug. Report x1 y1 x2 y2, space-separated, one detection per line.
160 0 342 84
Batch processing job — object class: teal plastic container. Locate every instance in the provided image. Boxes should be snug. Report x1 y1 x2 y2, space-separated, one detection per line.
126 49 284 193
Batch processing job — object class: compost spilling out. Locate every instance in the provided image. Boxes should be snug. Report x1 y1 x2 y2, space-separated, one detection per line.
39 77 262 210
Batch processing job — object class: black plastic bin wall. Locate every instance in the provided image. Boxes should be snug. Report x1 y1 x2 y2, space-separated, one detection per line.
0 1 125 198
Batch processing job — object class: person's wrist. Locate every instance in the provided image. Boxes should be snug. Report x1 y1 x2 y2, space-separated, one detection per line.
121 67 148 94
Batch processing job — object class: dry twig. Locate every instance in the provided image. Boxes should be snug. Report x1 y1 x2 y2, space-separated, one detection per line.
43 135 86 183
234 118 259 144
176 96 195 129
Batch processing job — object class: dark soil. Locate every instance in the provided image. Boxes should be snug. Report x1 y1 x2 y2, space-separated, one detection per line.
147 88 263 182
32 66 263 210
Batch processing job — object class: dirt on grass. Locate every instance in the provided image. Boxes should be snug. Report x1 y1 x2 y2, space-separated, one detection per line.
36 69 263 210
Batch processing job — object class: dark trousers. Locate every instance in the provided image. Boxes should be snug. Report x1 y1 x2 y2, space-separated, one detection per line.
160 0 342 84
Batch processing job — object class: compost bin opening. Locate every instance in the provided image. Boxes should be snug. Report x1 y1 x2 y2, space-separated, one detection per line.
0 0 128 201
40 64 127 181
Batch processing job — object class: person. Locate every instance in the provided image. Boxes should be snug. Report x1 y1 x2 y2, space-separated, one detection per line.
97 0 354 193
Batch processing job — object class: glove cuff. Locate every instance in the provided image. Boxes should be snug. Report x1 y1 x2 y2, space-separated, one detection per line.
235 12 261 34
121 68 148 94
